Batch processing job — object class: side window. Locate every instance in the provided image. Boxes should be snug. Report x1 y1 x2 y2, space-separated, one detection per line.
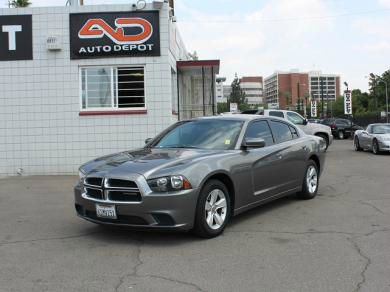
245 121 274 146
289 126 299 139
287 112 305 125
269 121 293 143
269 111 284 118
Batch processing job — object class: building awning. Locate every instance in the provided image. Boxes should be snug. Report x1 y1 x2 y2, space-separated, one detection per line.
177 60 220 74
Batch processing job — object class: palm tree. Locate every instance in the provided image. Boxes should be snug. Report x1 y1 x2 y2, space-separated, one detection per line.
9 0 31 7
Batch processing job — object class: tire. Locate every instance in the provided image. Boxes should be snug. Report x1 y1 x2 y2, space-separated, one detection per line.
316 134 329 151
193 179 231 238
297 161 319 200
372 139 380 155
354 137 362 151
338 131 345 139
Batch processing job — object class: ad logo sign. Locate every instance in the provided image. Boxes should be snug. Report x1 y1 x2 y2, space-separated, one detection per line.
70 11 160 59
344 90 352 115
0 15 32 61
311 99 317 117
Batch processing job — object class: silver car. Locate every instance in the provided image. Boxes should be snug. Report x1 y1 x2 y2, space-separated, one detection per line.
354 123 390 154
74 115 326 238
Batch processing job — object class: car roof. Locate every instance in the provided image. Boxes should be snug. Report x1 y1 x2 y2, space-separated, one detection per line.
194 114 269 122
369 123 390 126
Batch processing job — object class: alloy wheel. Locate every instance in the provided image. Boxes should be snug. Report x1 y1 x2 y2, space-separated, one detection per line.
205 189 227 230
306 165 318 194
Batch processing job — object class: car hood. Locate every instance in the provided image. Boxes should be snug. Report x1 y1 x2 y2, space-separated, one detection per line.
308 122 331 131
376 133 390 139
80 148 224 178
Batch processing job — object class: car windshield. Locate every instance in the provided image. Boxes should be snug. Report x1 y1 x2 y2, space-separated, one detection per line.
154 119 244 150
372 125 390 134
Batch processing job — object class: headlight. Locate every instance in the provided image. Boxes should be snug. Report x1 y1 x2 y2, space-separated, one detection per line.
147 175 192 192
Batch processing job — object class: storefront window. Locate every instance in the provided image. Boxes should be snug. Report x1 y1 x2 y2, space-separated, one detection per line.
80 66 145 110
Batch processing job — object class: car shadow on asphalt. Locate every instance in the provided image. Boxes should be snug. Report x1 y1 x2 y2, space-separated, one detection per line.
83 195 301 244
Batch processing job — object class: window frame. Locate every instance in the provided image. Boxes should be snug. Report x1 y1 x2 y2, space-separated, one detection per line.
244 119 275 147
269 119 295 144
79 65 147 112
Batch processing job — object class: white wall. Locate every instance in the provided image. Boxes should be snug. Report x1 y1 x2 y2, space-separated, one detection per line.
0 4 186 176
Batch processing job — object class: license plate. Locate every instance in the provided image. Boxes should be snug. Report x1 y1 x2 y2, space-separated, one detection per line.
96 204 117 219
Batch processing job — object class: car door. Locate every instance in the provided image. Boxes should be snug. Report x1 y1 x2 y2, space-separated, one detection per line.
360 126 373 149
267 120 307 194
240 120 285 205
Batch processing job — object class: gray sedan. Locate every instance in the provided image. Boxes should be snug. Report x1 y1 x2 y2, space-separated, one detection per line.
354 123 390 154
74 115 326 238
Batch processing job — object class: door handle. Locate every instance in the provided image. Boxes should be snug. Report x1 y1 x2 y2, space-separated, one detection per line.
277 154 283 160
302 146 308 151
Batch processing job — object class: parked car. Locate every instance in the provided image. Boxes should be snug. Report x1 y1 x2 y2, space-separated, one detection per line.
74 115 326 238
242 109 333 151
321 118 363 139
354 123 390 154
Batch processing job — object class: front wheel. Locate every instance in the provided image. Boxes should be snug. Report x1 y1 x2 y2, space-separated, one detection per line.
372 139 380 155
193 180 231 238
354 137 362 151
297 161 319 200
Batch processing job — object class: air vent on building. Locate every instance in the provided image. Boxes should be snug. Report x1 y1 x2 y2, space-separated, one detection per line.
47 36 62 51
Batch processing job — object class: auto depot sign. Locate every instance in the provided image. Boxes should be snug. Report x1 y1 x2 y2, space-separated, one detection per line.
0 15 32 61
70 11 160 59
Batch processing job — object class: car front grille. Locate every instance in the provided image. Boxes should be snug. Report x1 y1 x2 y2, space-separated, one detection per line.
83 177 142 203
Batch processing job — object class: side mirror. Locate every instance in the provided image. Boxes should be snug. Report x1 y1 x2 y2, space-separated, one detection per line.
145 138 153 144
242 138 266 149
303 119 308 125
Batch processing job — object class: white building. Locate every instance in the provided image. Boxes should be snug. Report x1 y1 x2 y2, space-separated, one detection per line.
239 76 263 105
308 71 340 101
0 2 219 176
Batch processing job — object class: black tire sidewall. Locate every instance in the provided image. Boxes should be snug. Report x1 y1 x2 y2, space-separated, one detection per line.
317 134 329 151
193 179 231 238
373 140 379 154
354 137 361 151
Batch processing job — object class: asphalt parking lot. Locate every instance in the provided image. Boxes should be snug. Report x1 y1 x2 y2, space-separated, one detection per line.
1 140 389 292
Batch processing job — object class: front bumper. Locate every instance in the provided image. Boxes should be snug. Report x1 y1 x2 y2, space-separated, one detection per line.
74 182 200 231
378 141 390 152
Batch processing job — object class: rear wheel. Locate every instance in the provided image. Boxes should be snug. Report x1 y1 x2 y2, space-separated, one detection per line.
316 134 329 151
193 180 231 238
354 137 362 151
338 131 345 139
297 161 319 200
372 139 380 155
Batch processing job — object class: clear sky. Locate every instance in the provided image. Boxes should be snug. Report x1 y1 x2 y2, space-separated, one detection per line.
2 0 390 92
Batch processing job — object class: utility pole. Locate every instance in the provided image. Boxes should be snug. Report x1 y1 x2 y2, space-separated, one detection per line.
297 82 300 113
320 77 324 118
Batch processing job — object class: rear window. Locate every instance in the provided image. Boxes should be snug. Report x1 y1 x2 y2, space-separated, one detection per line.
269 111 284 118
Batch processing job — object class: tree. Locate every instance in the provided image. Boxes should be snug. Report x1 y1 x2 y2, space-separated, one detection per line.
229 74 247 106
9 0 31 7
